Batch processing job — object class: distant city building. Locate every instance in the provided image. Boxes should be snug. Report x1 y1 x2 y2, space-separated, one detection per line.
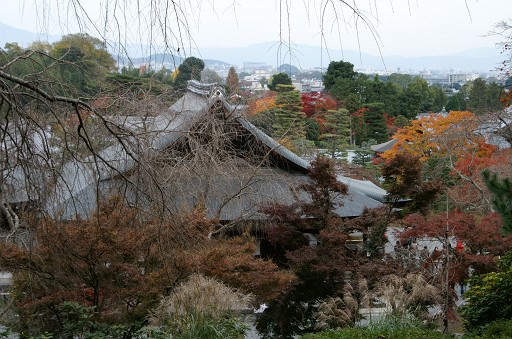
448 74 468 83
292 82 303 92
240 78 266 92
253 69 272 80
448 73 480 84
421 75 450 86
301 79 324 92
243 62 272 73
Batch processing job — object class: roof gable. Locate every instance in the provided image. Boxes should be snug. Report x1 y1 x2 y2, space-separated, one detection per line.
5 80 386 220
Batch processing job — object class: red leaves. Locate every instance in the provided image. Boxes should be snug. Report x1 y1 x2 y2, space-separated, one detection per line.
0 196 222 332
401 211 512 265
191 235 297 302
301 92 337 118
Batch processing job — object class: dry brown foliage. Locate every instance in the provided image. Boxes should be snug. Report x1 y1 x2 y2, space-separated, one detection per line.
150 273 253 325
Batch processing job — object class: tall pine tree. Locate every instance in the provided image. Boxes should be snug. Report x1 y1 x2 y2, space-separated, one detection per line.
320 109 351 158
483 170 512 234
272 90 306 146
363 102 388 143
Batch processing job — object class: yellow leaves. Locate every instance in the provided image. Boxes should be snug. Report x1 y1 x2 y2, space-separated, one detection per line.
247 95 276 116
171 68 179 80
382 111 491 162
274 136 296 152
256 96 276 112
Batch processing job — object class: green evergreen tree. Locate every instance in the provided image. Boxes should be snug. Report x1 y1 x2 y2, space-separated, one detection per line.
366 76 403 116
445 91 467 111
268 72 292 91
386 73 416 88
305 118 320 141
352 140 376 167
50 33 117 95
329 74 368 112
461 253 512 331
394 115 410 128
323 60 356 91
320 109 351 158
483 170 512 234
429 85 448 112
467 78 489 114
464 77 503 114
363 103 388 143
397 77 430 118
487 82 504 112
174 56 205 91
272 90 305 143
351 111 368 146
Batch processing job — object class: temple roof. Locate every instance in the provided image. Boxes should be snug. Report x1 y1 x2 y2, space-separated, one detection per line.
5 80 386 220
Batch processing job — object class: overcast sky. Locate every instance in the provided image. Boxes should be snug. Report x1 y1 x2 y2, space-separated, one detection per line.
0 0 509 57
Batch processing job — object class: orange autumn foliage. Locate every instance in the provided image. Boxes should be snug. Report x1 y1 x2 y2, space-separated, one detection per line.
246 93 277 116
190 234 297 303
501 90 512 107
381 111 495 162
449 148 512 213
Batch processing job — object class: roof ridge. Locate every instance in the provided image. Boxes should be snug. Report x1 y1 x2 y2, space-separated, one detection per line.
187 80 226 99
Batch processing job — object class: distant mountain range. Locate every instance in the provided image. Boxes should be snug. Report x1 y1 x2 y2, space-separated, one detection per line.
116 54 231 69
193 42 503 72
0 22 60 46
1 21 504 72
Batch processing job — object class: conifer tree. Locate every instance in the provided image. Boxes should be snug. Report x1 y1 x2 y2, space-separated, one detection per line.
320 109 351 158
268 72 292 91
363 103 388 143
272 90 305 143
483 170 512 234
174 56 205 91
226 66 240 94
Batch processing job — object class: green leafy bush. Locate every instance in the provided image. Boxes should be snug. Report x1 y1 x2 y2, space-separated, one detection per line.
300 327 452 339
464 319 512 338
301 315 451 339
461 269 512 331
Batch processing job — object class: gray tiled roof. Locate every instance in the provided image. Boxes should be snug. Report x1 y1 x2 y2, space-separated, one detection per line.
5 80 386 220
371 138 399 153
151 167 384 221
237 118 310 170
336 176 388 204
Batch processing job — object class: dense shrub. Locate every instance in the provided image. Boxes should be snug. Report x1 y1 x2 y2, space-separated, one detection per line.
463 319 512 338
478 318 512 338
300 327 452 339
461 269 512 331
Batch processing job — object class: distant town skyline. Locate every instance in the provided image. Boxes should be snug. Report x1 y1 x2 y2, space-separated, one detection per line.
0 0 509 59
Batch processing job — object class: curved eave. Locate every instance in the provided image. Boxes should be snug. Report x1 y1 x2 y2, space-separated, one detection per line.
237 117 309 173
371 138 399 153
336 175 388 203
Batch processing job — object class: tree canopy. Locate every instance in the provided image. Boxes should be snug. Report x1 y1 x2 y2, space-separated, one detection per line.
225 66 240 94
268 72 293 91
173 56 205 90
323 60 357 91
483 170 512 234
381 111 493 162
